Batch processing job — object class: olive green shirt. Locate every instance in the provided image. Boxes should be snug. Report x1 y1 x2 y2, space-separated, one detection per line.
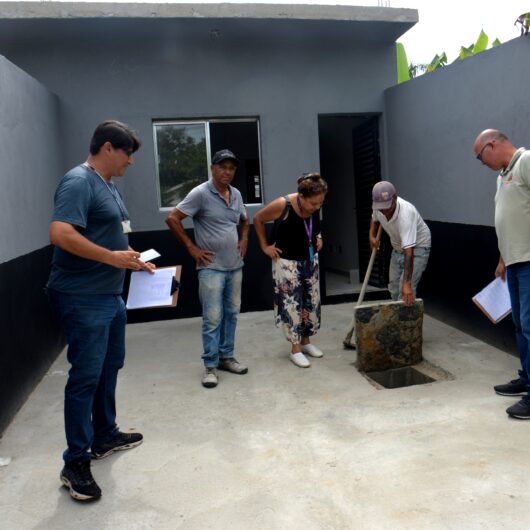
495 148 530 266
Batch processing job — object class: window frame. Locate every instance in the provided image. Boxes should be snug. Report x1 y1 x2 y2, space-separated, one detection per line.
153 117 263 211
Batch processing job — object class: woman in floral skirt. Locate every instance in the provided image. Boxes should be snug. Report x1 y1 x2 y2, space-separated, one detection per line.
253 173 328 367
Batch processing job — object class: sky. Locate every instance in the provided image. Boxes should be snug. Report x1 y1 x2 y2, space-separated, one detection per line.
9 0 530 65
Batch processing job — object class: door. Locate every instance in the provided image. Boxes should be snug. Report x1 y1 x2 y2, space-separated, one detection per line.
353 117 388 288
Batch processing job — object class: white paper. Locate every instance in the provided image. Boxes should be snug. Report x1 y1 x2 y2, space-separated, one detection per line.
139 248 161 262
127 267 176 309
472 276 512 323
0 457 11 467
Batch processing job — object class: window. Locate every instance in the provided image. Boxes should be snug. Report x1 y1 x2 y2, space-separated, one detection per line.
153 118 262 209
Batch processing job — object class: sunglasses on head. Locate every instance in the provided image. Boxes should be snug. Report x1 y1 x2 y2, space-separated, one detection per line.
300 172 321 181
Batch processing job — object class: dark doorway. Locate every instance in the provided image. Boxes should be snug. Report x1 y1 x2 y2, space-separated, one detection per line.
317 114 388 303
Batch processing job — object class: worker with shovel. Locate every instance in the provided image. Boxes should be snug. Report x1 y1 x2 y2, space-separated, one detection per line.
343 181 430 349
369 181 431 306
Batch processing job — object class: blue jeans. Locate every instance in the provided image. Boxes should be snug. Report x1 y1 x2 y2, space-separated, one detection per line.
506 262 530 393
48 290 126 463
388 247 430 301
198 268 242 368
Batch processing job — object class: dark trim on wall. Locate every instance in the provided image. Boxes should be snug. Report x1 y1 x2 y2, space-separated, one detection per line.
2 222 519 436
0 246 65 434
420 220 517 356
129 223 518 358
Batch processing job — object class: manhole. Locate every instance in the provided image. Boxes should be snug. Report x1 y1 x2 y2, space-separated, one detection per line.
365 366 435 389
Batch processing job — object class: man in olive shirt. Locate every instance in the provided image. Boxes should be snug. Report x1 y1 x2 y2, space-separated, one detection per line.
474 129 530 419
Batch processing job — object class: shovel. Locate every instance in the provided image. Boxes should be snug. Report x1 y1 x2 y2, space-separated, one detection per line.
343 224 382 349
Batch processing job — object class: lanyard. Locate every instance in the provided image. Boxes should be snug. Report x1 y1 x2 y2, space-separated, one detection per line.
297 195 315 262
84 162 129 221
297 195 313 242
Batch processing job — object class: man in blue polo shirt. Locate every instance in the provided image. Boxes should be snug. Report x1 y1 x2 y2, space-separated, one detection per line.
47 120 154 502
166 149 249 388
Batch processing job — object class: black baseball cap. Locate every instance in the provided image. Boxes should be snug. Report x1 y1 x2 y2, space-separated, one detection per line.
211 149 239 166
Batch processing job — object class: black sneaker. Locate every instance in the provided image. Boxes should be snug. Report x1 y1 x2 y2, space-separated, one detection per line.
506 396 530 419
60 459 102 502
91 431 143 459
494 378 528 396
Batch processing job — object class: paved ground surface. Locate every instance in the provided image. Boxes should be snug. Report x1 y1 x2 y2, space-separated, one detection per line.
1 303 529 530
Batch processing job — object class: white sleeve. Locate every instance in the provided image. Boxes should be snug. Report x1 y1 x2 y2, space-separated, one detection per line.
398 208 418 249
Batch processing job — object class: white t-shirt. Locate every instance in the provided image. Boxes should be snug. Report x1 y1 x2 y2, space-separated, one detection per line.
373 197 431 251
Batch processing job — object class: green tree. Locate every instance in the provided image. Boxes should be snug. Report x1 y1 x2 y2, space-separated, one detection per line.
156 126 208 207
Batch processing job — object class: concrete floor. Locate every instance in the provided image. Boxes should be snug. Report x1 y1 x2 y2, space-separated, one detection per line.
1 303 529 529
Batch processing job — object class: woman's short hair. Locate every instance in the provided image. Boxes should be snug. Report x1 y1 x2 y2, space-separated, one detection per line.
297 172 328 197
89 120 141 155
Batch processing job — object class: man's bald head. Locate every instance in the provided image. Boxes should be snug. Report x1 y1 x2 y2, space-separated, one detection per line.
475 129 507 146
474 129 516 171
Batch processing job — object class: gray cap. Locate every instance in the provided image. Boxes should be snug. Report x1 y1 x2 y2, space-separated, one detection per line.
211 149 239 166
372 181 396 210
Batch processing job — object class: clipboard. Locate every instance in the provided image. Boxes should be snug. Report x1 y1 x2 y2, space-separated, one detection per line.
126 265 182 310
472 276 512 324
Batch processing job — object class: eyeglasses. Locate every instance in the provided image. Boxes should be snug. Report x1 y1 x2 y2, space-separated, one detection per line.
115 146 133 157
476 142 492 162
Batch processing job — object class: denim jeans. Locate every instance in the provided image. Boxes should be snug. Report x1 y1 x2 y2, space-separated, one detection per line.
48 289 126 463
198 268 242 368
388 247 430 301
506 261 530 393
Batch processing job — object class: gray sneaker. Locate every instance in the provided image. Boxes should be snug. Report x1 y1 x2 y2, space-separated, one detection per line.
202 367 218 388
218 357 248 375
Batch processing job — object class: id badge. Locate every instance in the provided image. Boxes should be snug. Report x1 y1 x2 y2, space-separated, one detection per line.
122 220 132 234
309 244 314 261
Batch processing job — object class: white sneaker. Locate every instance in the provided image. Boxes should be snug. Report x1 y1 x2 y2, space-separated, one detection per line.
301 344 323 358
290 352 311 368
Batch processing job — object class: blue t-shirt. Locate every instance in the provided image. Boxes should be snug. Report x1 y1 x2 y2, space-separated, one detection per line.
177 180 247 271
47 164 129 294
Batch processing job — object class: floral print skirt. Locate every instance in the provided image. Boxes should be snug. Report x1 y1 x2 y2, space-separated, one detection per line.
272 255 321 345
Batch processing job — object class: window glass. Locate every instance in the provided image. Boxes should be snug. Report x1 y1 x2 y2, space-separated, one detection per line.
154 122 208 208
154 119 262 209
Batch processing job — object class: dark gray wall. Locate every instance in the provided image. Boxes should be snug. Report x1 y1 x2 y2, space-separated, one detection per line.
384 36 530 354
0 18 396 230
0 15 402 433
0 55 64 434
0 55 62 263
385 37 530 225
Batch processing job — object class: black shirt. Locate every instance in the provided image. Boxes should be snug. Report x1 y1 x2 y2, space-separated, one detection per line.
275 197 321 261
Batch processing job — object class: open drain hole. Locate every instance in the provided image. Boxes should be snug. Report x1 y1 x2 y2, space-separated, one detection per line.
365 366 435 389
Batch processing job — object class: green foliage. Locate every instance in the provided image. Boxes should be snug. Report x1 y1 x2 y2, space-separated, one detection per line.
396 42 411 84
408 63 428 78
427 52 447 72
472 29 489 54
402 29 502 81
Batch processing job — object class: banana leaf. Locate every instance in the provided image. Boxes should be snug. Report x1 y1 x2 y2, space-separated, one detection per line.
427 52 447 72
396 43 411 84
472 29 489 54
